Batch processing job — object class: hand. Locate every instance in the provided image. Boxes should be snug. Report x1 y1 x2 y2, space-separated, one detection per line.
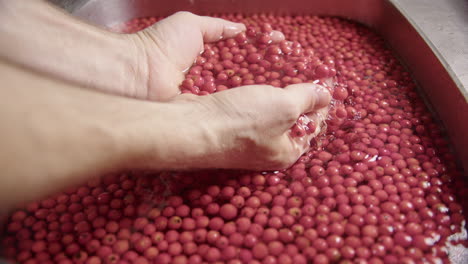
130 12 284 101
166 83 331 170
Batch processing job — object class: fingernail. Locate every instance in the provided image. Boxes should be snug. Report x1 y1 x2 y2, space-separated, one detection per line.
270 31 285 42
225 24 245 36
314 86 332 109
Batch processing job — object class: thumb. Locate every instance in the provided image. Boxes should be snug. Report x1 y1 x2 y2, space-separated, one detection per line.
284 83 331 114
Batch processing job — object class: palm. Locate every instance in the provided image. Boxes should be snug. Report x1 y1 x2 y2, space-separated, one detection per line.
136 12 245 101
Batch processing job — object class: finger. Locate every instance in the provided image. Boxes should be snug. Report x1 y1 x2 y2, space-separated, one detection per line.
284 83 331 114
196 16 246 42
287 108 328 157
304 108 329 135
288 132 312 155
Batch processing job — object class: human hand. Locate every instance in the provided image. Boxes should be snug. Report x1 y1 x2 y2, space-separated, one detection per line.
130 12 284 101
147 83 331 170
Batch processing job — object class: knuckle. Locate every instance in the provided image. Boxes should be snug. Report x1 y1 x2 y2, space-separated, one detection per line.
280 153 298 168
263 143 297 170
174 11 194 19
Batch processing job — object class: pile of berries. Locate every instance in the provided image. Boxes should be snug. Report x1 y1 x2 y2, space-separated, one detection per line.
178 23 337 137
2 13 467 264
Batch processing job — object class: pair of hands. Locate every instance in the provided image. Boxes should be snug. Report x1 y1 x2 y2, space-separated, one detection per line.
0 6 331 209
119 12 331 170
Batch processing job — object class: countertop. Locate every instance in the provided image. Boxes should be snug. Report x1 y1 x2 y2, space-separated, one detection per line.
392 0 468 97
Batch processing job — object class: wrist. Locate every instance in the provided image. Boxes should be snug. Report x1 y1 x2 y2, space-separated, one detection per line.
116 98 220 170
